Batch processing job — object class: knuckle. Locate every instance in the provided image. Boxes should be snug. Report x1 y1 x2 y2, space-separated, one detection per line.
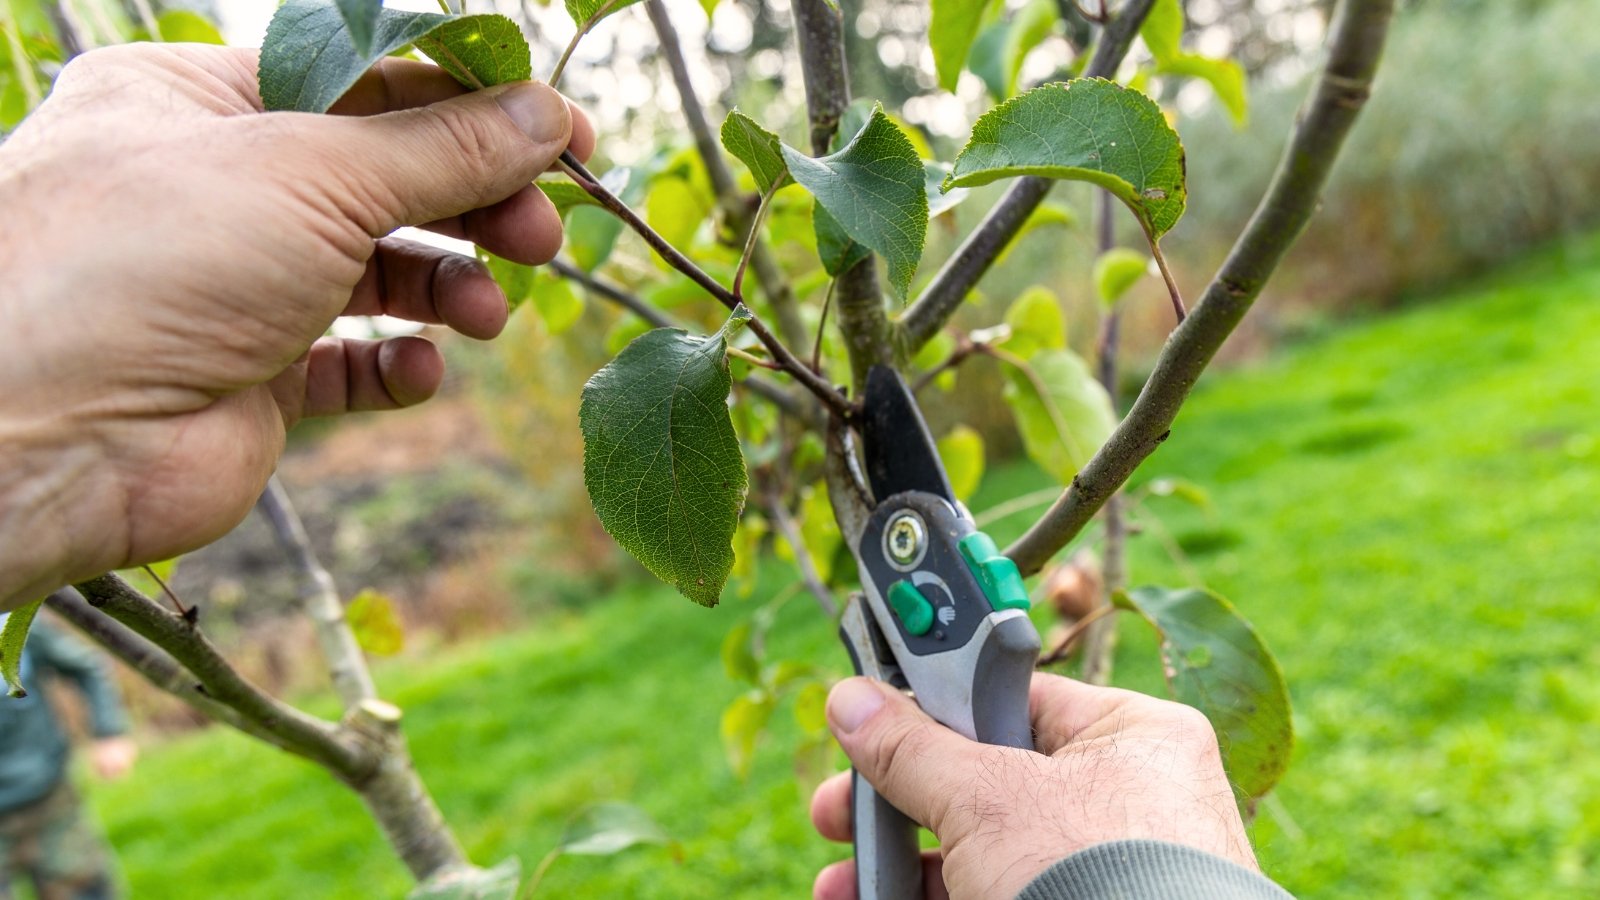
418 105 508 186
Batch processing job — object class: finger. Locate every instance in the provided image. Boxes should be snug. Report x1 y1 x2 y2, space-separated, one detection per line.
812 854 947 900
326 57 595 165
348 238 509 339
825 678 979 835
420 182 564 265
1028 673 1152 756
327 57 470 116
302 81 573 234
301 336 443 418
810 770 853 843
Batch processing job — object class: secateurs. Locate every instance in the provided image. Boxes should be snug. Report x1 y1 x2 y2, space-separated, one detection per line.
838 365 1041 900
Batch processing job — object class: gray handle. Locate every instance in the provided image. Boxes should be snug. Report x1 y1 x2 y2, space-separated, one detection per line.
970 613 1040 749
851 770 922 900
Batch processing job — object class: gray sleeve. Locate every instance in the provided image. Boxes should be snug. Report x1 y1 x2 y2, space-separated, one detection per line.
1015 840 1294 900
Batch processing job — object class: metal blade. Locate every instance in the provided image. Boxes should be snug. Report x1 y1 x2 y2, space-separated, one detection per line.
860 365 955 504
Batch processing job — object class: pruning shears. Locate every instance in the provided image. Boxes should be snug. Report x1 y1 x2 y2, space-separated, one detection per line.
839 365 1041 900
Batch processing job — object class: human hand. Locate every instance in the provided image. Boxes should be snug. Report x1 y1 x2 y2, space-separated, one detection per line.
90 736 139 781
810 674 1256 900
0 44 593 610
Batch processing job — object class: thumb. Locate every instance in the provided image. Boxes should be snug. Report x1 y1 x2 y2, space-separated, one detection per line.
827 677 984 836
303 81 573 233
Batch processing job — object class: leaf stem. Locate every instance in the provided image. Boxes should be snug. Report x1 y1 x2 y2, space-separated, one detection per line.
549 0 625 88
1147 238 1186 322
810 277 836 373
1036 603 1117 667
732 185 779 302
557 151 854 419
728 346 784 371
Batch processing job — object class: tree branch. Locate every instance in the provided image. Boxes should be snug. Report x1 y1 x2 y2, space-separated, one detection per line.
792 0 890 393
559 151 854 418
73 573 373 780
256 476 377 710
897 0 1158 353
643 0 810 351
45 589 272 741
1006 0 1395 575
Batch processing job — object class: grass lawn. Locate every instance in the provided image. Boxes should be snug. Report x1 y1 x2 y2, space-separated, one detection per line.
88 236 1600 897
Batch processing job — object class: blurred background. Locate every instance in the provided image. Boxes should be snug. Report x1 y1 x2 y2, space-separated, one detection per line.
3 0 1598 896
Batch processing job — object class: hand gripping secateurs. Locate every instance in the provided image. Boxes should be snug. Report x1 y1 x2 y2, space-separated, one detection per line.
839 365 1042 900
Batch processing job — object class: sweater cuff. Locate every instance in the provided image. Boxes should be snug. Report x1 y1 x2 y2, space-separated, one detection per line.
1014 840 1293 900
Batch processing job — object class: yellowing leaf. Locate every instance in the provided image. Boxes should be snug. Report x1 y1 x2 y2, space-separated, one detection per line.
1003 349 1116 484
1159 54 1248 126
646 176 709 269
937 425 985 502
346 588 404 656
721 690 774 780
1004 286 1066 358
1092 248 1150 307
534 276 585 334
0 600 42 698
1140 0 1183 64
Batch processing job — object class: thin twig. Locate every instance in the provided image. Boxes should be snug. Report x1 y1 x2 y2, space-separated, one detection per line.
558 151 854 418
811 277 837 373
910 334 979 394
1006 0 1396 575
1037 603 1117 667
762 487 838 618
256 476 378 710
1147 239 1187 322
140 563 189 620
73 574 372 780
897 0 1159 353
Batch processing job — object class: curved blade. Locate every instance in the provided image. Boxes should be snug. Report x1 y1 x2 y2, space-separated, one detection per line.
860 365 955 504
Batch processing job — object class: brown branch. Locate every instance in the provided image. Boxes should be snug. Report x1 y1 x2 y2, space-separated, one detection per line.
45 589 272 742
897 0 1159 353
1006 0 1396 575
72 573 372 780
558 151 854 419
256 476 377 709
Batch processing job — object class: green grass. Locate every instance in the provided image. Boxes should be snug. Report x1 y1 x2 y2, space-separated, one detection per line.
91 236 1600 897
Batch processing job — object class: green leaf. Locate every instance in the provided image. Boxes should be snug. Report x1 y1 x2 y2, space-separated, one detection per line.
997 201 1076 265
699 0 719 20
1159 54 1248 126
812 205 871 278
1092 247 1150 307
534 276 584 334
567 206 624 272
564 0 644 29
793 681 829 736
346 588 404 656
604 316 652 356
536 181 605 217
1003 349 1115 484
1144 477 1214 514
720 110 790 194
1004 286 1066 358
782 107 928 299
913 330 956 371
937 425 985 502
946 79 1188 240
156 10 225 44
580 309 752 607
335 0 380 56
1114 586 1293 802
1002 0 1057 98
413 15 532 89
721 690 774 780
557 802 674 856
967 19 1009 101
1139 0 1183 65
798 487 839 585
721 620 760 685
260 2 529 113
929 0 988 92
0 600 42 698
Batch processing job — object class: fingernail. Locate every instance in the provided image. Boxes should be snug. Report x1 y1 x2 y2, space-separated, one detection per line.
828 678 886 735
494 82 570 144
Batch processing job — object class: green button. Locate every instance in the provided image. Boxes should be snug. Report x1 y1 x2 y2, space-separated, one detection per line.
888 580 935 636
958 530 1031 612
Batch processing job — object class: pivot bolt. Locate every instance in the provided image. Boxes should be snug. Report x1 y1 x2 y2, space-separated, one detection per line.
885 511 927 570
